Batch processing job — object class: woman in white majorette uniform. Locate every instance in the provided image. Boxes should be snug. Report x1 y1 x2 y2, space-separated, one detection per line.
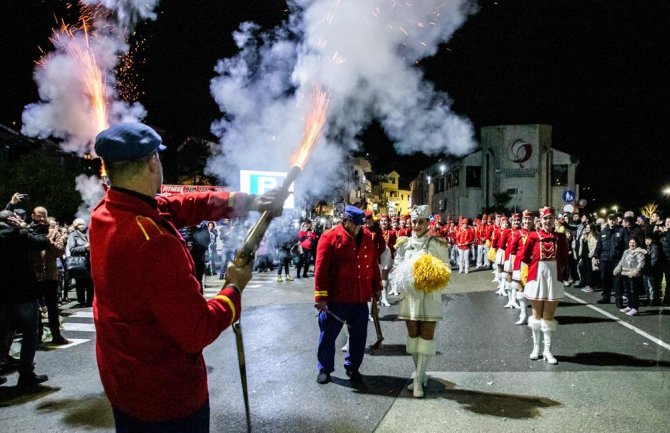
390 205 450 398
521 206 568 365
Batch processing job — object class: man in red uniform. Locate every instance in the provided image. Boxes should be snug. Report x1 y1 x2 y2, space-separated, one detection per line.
90 123 286 432
314 205 382 385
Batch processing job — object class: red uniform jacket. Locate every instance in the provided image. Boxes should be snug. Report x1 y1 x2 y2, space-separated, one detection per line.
505 228 519 260
521 229 569 283
368 224 386 260
314 224 382 303
455 227 474 250
90 188 247 422
298 229 318 251
512 228 531 272
383 228 397 258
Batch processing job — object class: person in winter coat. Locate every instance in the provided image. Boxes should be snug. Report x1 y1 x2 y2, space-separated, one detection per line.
614 238 647 316
297 220 317 278
642 232 665 306
659 217 670 305
275 223 297 282
0 209 50 386
575 223 598 293
67 218 94 307
594 214 625 307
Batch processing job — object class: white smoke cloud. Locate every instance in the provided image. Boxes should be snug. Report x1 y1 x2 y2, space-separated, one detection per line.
82 0 161 29
22 1 160 219
21 29 146 155
209 0 477 197
74 174 106 222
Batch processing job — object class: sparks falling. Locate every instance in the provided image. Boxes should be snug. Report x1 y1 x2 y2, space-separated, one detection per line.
291 85 329 169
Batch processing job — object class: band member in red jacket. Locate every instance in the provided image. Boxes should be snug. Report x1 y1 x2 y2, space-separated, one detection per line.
314 205 382 385
510 210 534 324
521 206 569 365
503 213 522 308
364 211 390 307
90 123 286 431
380 214 399 295
494 216 511 295
455 218 474 274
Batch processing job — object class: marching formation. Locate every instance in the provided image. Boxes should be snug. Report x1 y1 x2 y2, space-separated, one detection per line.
313 202 576 398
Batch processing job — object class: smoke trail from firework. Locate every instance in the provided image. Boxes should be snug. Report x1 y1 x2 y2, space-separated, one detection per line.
209 0 477 195
21 4 152 155
22 1 160 217
82 0 161 29
74 174 106 222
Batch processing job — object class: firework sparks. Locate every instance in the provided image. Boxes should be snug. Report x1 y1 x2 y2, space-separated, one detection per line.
290 85 329 169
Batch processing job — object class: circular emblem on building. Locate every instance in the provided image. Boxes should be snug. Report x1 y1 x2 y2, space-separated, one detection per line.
507 139 533 164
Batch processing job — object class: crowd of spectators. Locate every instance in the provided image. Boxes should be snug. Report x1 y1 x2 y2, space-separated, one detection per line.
427 208 670 316
1 192 96 386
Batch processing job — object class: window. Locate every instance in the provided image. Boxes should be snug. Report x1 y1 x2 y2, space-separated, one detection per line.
452 169 460 187
552 164 568 186
466 166 481 187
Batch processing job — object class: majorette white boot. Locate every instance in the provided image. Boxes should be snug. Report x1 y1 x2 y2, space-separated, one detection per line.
504 281 520 309
515 292 528 325
388 279 399 296
541 319 558 364
406 336 422 390
380 281 391 307
413 338 435 398
528 317 542 360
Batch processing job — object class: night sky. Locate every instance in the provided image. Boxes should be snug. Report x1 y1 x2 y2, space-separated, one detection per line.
1 0 669 212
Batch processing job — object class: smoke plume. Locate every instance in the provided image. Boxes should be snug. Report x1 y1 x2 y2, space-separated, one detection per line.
74 174 105 222
209 0 477 196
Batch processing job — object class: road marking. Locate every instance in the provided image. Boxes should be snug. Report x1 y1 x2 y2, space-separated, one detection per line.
62 322 97 333
564 292 670 351
45 338 90 349
246 284 262 288
69 311 94 318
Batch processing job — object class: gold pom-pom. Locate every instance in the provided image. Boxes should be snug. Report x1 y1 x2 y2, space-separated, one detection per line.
487 248 497 263
521 263 529 286
395 236 409 249
412 252 451 292
485 239 491 248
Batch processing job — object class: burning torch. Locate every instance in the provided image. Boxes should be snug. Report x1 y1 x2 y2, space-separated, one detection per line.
227 85 329 433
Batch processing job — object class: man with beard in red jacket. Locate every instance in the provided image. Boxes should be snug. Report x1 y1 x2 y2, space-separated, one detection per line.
314 205 382 385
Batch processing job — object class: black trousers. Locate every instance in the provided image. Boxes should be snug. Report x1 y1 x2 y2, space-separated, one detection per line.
37 280 63 338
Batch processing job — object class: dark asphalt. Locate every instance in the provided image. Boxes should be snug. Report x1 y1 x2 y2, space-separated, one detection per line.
1 268 669 432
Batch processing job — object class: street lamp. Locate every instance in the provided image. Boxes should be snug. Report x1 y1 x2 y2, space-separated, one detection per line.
600 208 607 216
611 205 618 212
663 186 670 196
439 164 446 175
426 175 431 184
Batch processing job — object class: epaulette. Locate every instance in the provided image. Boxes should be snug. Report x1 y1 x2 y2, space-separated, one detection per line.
135 216 164 241
395 236 409 248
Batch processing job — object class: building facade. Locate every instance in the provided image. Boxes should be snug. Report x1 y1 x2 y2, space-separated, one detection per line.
412 124 579 218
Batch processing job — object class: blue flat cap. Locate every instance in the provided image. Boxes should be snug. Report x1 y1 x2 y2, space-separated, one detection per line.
95 122 166 164
343 205 365 225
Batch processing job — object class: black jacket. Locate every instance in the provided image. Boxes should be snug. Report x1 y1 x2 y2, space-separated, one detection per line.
660 231 670 260
0 223 49 304
594 225 624 263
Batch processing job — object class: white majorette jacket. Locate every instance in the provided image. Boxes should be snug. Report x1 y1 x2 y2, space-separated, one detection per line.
391 235 451 321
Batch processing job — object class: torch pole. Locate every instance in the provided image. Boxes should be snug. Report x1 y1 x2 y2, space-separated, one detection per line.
226 165 301 433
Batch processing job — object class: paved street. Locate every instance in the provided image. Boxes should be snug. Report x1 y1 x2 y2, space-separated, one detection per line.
1 268 669 432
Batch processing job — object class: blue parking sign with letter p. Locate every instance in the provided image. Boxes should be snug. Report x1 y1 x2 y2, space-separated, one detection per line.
240 170 295 209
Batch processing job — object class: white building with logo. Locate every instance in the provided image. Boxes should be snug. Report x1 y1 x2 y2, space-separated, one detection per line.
412 124 579 217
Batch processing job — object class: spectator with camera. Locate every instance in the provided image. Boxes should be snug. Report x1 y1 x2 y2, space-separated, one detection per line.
30 206 69 345
0 209 50 386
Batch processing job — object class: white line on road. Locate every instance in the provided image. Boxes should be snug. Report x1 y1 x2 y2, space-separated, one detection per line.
69 311 94 318
63 322 97 333
46 338 90 349
564 292 670 351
